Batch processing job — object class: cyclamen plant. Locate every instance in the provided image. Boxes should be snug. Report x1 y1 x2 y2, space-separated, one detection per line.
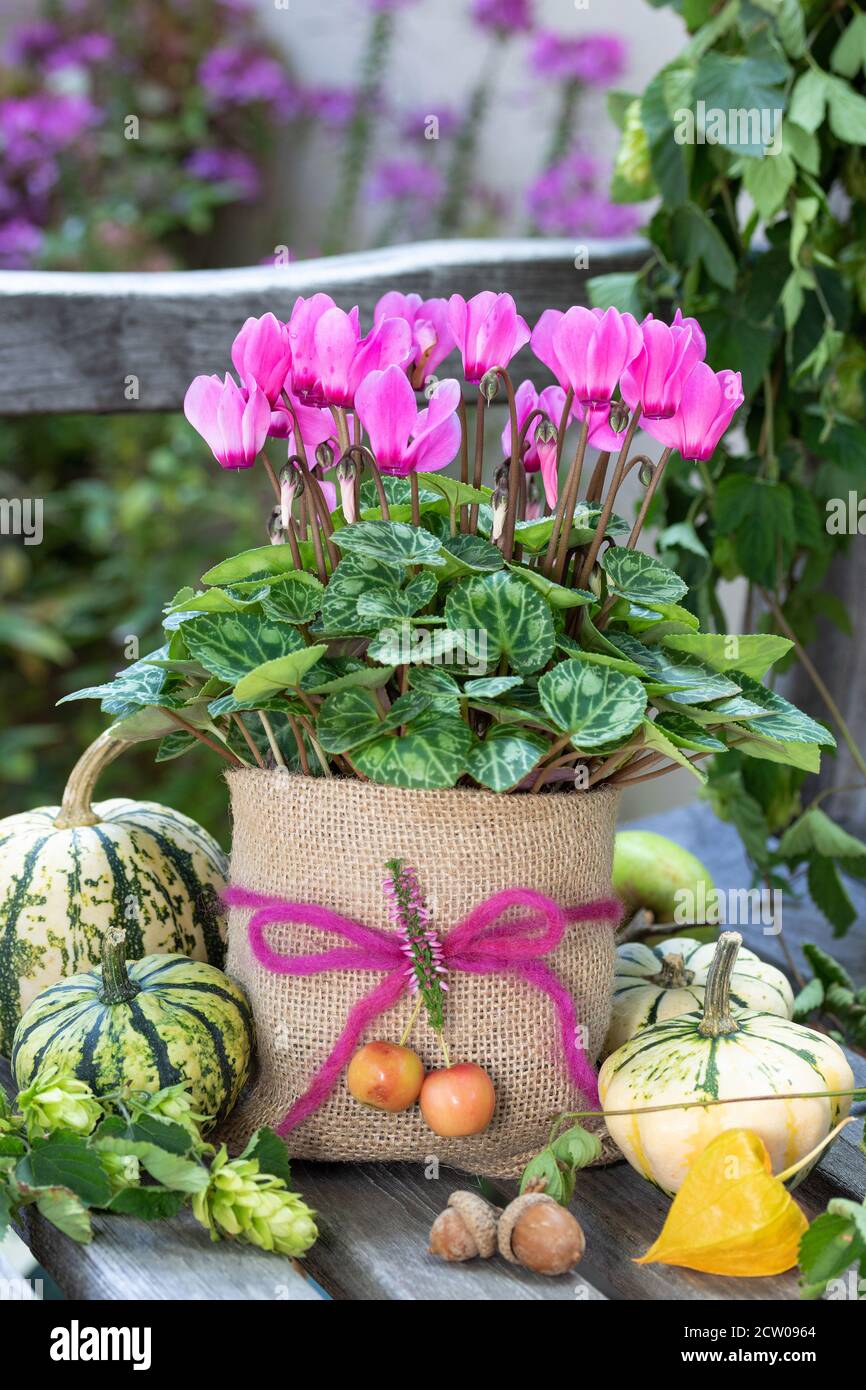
62 292 835 795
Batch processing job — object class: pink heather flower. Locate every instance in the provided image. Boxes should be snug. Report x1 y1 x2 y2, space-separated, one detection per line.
532 305 642 406
183 374 271 470
620 315 706 421
643 363 744 461
530 32 626 85
448 292 531 384
231 312 292 407
374 291 455 386
355 365 461 476
501 380 567 508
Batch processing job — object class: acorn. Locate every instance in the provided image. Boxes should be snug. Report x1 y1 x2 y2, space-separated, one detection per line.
498 1193 585 1276
428 1191 498 1263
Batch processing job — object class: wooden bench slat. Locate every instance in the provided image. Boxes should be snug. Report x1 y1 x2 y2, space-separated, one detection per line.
0 237 645 416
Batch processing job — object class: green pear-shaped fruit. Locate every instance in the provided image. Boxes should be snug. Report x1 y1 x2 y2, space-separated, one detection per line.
612 830 714 923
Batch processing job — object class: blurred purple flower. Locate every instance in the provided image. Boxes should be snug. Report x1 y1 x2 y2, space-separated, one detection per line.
0 94 99 169
3 22 61 65
0 217 44 269
526 149 639 237
368 159 443 205
302 85 360 130
399 105 460 142
471 0 533 34
530 31 626 85
185 148 260 201
199 46 298 117
43 32 115 72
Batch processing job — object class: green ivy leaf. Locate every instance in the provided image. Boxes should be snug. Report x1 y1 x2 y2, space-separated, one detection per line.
232 645 328 702
463 675 525 698
538 660 646 749
600 548 688 605
742 150 795 222
466 724 548 791
511 506 628 554
303 664 396 696
695 49 787 154
439 532 504 576
777 807 866 862
444 571 556 675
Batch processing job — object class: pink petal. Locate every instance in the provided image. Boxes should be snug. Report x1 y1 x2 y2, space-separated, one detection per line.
314 306 360 407
355 364 418 470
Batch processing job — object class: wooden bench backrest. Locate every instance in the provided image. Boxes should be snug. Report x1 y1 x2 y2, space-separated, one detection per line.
0 237 644 415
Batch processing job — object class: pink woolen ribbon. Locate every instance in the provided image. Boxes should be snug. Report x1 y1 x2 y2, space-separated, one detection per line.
224 884 621 1137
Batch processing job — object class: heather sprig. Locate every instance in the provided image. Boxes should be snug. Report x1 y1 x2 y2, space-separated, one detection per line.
383 858 446 1036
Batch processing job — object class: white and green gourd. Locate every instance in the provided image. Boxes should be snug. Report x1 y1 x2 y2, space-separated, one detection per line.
599 931 854 1196
604 936 794 1056
0 732 228 1056
12 927 253 1127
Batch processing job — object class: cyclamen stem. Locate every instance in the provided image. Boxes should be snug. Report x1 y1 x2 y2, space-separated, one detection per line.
496 367 521 561
549 415 591 583
627 447 673 550
578 406 642 590
469 391 486 533
262 455 281 503
457 395 470 532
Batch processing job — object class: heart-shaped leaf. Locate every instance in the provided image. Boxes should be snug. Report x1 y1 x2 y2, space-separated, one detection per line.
422 474 489 508
467 724 548 791
58 646 170 716
600 548 688 605
182 614 305 683
316 688 430 754
356 570 437 622
319 553 405 635
304 663 396 695
439 532 505 576
445 571 555 675
538 659 646 749
261 573 325 624
351 714 472 789
408 667 462 713
358 475 441 521
333 519 446 567
232 645 328 702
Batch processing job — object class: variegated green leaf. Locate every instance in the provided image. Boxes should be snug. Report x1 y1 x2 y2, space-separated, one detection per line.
316 688 430 754
351 714 472 789
304 664 396 695
511 506 629 553
605 631 741 703
261 573 325 624
467 724 548 791
731 729 822 773
555 637 646 678
182 613 305 683
366 625 482 669
407 667 462 713
463 675 525 698
319 553 405 635
444 571 555 675
155 730 198 762
356 570 437 622
732 672 836 747
439 532 504 575
600 548 688 605
639 719 706 782
538 660 646 749
232 645 328 702
333 519 445 567
57 646 170 716
621 600 700 641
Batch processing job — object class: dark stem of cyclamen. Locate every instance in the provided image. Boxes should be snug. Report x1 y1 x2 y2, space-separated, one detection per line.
627 447 673 549
410 471 421 527
162 709 245 767
577 405 642 590
304 489 328 585
350 444 391 521
457 395 470 532
469 390 486 533
261 454 281 502
542 392 579 574
549 415 591 583
496 367 522 561
232 713 265 769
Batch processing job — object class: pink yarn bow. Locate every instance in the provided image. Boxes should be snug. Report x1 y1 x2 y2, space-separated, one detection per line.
224 884 621 1136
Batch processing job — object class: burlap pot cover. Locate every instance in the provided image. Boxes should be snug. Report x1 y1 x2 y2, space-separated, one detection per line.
221 770 619 1178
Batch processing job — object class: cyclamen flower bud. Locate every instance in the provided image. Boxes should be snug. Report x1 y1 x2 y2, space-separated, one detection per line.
268 507 286 545
491 487 509 542
480 369 501 403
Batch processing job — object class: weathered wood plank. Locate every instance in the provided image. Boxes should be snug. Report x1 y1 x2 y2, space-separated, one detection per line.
0 237 645 415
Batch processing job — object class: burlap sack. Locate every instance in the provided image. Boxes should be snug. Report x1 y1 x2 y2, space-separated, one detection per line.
221 770 619 1177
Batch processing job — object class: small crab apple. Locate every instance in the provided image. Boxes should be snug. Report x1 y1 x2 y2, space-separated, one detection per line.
347 1041 424 1113
420 1063 496 1137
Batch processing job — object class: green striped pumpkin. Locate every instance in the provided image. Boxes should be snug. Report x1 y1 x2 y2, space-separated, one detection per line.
12 928 253 1126
0 733 228 1056
604 936 794 1056
599 931 854 1196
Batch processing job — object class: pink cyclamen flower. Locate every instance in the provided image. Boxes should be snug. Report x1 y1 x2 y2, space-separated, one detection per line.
183 374 271 469
534 305 642 406
268 389 336 457
374 291 455 387
644 363 744 461
355 364 461 476
287 293 343 405
231 312 292 407
501 380 567 508
620 314 706 421
448 292 531 384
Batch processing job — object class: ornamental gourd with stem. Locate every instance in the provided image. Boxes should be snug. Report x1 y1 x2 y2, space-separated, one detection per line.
61 291 836 796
